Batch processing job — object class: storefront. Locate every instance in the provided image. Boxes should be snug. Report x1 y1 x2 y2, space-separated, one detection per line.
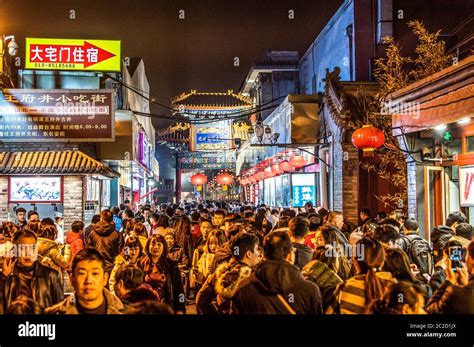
0 150 119 229
237 94 321 207
387 56 474 238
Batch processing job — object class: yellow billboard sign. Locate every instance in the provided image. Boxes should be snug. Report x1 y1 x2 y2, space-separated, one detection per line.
25 38 121 72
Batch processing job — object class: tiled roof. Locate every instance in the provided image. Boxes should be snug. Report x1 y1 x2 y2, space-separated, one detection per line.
171 90 253 109
253 55 299 69
0 151 119 177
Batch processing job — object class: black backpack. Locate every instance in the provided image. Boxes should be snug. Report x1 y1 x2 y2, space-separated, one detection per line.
405 234 434 275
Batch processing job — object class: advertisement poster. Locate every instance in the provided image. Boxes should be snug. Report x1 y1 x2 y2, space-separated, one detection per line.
9 176 62 203
459 166 474 206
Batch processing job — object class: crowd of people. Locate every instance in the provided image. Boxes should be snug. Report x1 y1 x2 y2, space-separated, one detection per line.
0 200 473 315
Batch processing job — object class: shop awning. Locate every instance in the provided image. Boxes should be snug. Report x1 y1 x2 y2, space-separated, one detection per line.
0 150 120 178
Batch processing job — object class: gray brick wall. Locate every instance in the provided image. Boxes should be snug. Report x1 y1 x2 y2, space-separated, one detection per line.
0 176 8 221
63 176 84 231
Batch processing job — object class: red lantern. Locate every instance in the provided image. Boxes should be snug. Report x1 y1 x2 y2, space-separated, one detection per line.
352 125 385 157
264 167 275 178
290 155 307 169
271 163 282 175
191 173 207 186
216 172 234 185
256 171 266 180
279 160 294 172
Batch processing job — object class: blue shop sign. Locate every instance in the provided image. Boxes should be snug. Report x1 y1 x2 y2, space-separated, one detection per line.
196 133 226 144
292 185 315 207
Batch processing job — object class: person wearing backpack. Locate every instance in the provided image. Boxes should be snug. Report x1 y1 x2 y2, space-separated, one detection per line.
431 211 467 264
402 219 434 277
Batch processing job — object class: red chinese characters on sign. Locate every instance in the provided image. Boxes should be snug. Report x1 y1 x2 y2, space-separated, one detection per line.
29 41 115 68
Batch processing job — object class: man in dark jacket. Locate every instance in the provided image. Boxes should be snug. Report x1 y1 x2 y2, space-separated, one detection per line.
431 211 467 263
87 210 124 274
232 231 323 314
426 240 474 314
325 212 349 245
288 216 313 270
1 229 64 312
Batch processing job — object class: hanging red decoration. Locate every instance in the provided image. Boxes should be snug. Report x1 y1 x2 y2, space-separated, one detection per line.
352 125 385 157
271 163 282 175
264 167 275 178
216 172 234 185
191 173 207 186
289 156 307 169
256 171 266 180
279 160 294 172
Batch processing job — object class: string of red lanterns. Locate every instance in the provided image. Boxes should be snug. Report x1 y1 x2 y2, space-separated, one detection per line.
239 154 309 186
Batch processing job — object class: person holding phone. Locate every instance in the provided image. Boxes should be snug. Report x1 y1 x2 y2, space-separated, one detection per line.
426 240 474 314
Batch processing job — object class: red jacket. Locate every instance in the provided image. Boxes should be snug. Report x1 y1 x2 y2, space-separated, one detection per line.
304 231 318 250
66 231 84 261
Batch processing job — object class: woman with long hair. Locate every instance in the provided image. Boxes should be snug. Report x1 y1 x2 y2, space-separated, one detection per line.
338 237 394 314
173 216 194 268
192 229 227 286
139 234 185 313
109 236 144 295
318 225 352 280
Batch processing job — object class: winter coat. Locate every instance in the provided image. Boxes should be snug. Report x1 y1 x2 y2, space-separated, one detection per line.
193 251 216 285
232 260 323 314
431 226 455 263
293 242 313 270
87 220 125 273
304 231 318 250
2 261 64 312
426 279 474 314
324 223 350 245
338 271 394 314
66 231 84 262
45 289 123 314
167 244 188 265
37 237 70 272
139 256 186 313
196 259 252 314
429 266 447 293
302 260 343 313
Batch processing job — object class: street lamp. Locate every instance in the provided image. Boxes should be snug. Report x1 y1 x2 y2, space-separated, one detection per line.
1 34 18 88
4 35 18 56
247 121 280 145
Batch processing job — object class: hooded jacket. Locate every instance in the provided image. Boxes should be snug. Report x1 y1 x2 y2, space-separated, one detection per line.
2 261 64 312
196 259 252 314
87 220 124 273
431 226 454 263
232 260 323 314
66 232 84 262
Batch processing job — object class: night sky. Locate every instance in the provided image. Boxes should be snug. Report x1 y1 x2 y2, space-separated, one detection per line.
1 0 343 128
